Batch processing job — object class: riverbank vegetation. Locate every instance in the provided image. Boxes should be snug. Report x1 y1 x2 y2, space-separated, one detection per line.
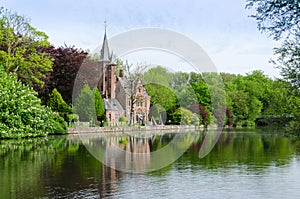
141 67 299 132
0 69 67 138
0 4 299 138
0 8 67 138
246 0 300 134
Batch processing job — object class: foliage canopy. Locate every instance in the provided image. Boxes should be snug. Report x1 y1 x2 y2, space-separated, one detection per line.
0 68 67 138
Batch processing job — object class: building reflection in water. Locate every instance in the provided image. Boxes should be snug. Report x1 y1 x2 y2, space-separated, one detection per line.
105 136 151 173
97 136 151 197
77 129 227 198
80 131 202 173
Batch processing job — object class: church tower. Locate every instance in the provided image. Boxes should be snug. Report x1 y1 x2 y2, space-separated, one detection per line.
99 25 117 99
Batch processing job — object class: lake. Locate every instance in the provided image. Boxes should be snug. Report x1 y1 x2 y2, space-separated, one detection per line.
1 130 300 198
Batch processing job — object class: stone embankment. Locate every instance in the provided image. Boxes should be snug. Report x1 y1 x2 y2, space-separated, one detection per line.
68 125 204 134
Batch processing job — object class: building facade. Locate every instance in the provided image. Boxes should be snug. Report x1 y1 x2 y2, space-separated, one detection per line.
98 30 150 124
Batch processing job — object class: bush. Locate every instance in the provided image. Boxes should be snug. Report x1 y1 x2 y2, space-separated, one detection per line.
0 69 67 138
48 88 71 113
172 107 195 125
48 113 68 135
119 115 128 122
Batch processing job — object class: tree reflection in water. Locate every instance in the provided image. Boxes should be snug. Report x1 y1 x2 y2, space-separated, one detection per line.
80 130 200 173
1 131 300 198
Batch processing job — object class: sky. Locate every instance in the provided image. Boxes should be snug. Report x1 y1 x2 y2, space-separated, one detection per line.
1 0 281 77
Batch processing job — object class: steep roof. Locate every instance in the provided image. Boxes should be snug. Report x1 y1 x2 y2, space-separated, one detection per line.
104 98 124 112
100 31 110 62
117 77 130 95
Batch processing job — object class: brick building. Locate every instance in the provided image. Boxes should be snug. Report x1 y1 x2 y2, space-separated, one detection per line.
98 30 150 124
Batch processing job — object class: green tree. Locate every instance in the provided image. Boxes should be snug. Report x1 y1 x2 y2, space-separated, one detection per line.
191 79 211 110
145 83 179 112
243 71 271 100
246 0 300 89
143 66 171 87
48 88 71 113
232 74 264 126
171 107 196 125
145 83 179 124
246 0 300 132
247 95 263 126
273 40 300 89
73 84 96 122
171 72 198 108
94 87 105 118
228 90 249 126
263 80 291 115
48 88 71 124
0 68 66 138
0 7 53 87
176 84 198 108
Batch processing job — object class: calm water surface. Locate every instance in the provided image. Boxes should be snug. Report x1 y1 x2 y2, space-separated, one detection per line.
1 130 300 198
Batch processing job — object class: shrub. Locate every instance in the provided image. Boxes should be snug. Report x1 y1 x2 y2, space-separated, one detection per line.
172 107 195 125
48 88 71 113
0 69 67 138
119 115 128 122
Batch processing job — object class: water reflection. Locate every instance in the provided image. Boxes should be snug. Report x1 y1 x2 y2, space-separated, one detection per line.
1 131 300 198
80 131 200 173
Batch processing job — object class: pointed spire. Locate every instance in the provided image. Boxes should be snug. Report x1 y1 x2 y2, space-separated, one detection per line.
100 21 110 62
104 20 107 34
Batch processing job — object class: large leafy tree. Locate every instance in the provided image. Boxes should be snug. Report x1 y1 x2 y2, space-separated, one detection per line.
0 68 67 138
246 0 300 89
0 7 53 87
190 79 211 110
228 90 249 126
246 0 300 132
145 84 179 112
171 72 198 108
143 66 171 87
73 84 96 122
230 75 264 126
272 40 300 89
37 45 89 103
264 80 296 115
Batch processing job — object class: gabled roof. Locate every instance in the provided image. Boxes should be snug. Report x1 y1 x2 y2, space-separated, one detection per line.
117 77 130 95
104 98 124 112
100 31 110 62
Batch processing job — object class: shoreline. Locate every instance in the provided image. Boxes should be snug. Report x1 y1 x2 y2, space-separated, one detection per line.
68 125 206 134
67 125 209 140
